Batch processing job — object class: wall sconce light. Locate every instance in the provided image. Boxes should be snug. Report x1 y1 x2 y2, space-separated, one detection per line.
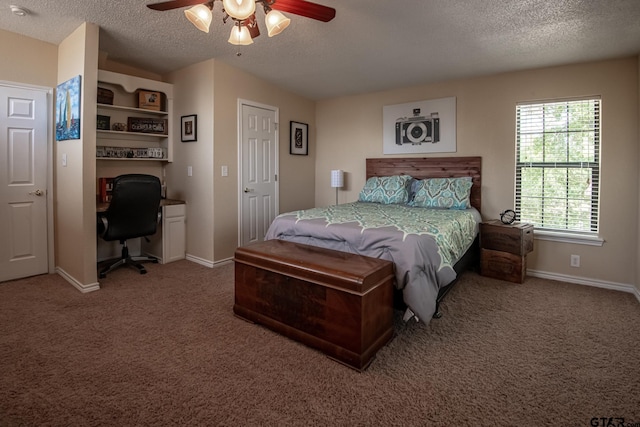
331 169 344 205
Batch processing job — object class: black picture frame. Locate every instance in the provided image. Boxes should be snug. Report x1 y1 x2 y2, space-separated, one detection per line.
181 114 197 142
290 121 308 155
96 115 110 131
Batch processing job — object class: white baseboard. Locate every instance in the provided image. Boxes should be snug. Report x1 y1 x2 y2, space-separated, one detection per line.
55 267 100 293
528 269 640 303
185 254 214 268
185 254 233 268
213 257 234 267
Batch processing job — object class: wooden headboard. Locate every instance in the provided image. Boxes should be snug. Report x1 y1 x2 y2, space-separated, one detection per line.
366 157 482 212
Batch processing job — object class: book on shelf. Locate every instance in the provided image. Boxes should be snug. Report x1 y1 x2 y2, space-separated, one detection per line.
98 177 115 203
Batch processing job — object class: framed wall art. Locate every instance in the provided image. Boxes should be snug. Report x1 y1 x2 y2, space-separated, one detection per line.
382 96 457 155
290 121 308 155
56 75 82 141
181 114 197 142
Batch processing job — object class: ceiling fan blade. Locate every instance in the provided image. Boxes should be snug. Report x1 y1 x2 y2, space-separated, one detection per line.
271 0 336 22
147 0 207 11
242 14 261 39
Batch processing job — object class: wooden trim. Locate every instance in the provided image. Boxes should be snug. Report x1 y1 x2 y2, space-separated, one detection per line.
366 156 482 212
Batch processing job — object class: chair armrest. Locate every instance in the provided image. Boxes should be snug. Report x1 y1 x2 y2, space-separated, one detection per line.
97 215 108 237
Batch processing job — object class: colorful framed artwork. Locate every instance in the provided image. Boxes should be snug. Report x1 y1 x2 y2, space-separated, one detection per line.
56 75 81 141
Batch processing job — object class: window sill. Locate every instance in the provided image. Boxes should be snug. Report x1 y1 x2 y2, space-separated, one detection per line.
533 229 604 246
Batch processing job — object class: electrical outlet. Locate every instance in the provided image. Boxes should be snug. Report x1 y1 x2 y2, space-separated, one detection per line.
570 254 580 268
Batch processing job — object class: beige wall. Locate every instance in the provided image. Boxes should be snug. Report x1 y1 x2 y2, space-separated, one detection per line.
316 57 639 286
55 23 100 288
2 27 638 291
164 59 316 264
637 55 640 293
98 52 163 82
211 60 316 261
0 29 57 88
165 60 216 264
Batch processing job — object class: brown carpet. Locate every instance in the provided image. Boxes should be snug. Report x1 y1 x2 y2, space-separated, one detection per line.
0 260 638 426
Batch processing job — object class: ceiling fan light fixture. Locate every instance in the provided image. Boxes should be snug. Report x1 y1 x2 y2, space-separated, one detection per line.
9 5 28 16
265 10 290 37
222 0 255 20
184 4 212 33
228 24 253 45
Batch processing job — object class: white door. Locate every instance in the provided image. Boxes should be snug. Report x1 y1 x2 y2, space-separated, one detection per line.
239 102 278 246
0 84 49 282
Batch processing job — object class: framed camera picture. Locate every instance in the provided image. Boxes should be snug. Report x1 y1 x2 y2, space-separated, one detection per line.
181 114 197 142
290 121 308 155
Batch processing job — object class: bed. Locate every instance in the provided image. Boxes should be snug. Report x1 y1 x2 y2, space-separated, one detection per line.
264 157 482 323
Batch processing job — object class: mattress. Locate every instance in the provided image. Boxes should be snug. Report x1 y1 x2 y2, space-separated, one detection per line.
264 201 481 323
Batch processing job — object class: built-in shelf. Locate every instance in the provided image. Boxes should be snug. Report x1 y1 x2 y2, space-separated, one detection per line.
97 103 168 116
96 70 174 163
96 157 167 162
97 130 167 138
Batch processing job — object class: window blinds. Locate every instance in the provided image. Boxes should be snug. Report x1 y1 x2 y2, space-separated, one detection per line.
515 98 600 233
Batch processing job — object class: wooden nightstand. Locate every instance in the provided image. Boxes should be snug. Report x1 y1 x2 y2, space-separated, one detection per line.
480 220 534 283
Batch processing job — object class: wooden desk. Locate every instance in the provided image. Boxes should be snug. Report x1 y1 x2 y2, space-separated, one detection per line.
97 198 186 264
96 198 185 213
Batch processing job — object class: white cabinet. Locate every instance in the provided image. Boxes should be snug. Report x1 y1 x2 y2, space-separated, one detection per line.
96 70 174 162
162 204 186 263
142 202 186 264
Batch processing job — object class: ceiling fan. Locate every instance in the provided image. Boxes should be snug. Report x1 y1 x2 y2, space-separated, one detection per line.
147 0 336 45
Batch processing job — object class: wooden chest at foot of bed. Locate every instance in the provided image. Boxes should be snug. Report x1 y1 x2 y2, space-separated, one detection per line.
233 239 395 371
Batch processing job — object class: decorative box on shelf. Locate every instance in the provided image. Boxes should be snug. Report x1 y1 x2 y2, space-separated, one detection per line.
97 87 114 105
480 220 534 284
137 90 162 111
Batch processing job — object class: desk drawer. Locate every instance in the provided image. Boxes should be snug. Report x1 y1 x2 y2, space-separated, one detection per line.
164 203 185 218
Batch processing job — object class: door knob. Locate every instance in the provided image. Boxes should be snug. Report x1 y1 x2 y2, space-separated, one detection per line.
243 188 253 193
29 189 44 196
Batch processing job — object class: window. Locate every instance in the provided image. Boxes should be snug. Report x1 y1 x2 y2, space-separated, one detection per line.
515 98 600 236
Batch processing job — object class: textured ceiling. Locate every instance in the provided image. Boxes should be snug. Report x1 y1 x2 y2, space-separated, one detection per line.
1 0 640 100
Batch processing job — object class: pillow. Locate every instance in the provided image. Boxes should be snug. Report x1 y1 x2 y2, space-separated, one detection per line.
358 175 413 205
407 177 421 203
411 177 473 209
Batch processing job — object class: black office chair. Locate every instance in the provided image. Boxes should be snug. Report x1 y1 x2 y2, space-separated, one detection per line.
98 174 162 279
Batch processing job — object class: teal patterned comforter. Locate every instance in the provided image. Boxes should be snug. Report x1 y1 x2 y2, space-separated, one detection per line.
265 202 481 323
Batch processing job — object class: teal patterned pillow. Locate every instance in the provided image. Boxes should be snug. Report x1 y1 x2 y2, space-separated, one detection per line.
358 175 413 204
411 177 473 209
